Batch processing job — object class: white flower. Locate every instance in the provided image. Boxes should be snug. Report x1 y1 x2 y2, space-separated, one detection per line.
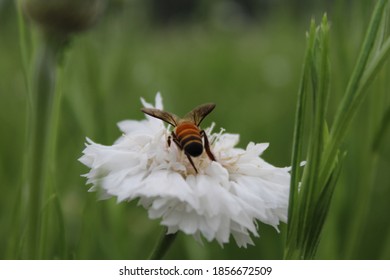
79 93 290 248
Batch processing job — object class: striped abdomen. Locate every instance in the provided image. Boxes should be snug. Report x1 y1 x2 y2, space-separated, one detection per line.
175 122 203 157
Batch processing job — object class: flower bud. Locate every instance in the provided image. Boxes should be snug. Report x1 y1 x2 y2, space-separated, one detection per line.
23 0 105 35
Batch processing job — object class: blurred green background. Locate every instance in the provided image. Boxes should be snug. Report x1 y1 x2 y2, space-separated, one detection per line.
1 0 390 259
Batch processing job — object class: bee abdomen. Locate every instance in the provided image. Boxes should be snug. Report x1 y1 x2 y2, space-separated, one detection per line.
176 123 203 157
182 135 203 157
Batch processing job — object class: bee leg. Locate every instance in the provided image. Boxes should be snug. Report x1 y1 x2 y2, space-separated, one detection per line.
185 153 198 173
171 131 197 172
201 130 216 161
171 131 182 150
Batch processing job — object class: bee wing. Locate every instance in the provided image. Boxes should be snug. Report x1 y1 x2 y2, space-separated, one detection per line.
184 103 216 126
141 108 179 127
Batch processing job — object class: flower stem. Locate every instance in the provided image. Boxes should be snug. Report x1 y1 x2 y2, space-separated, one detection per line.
149 229 178 260
24 32 65 259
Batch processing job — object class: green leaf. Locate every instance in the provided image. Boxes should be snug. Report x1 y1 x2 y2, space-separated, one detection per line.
285 0 390 259
285 20 317 258
319 0 389 188
304 151 345 259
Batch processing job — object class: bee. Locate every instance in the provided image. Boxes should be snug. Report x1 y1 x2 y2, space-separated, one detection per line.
141 103 216 173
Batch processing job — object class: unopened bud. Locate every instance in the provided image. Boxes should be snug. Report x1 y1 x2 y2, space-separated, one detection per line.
23 0 105 35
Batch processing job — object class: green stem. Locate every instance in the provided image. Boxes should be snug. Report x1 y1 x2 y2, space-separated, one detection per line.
10 0 32 259
149 230 178 260
24 33 65 259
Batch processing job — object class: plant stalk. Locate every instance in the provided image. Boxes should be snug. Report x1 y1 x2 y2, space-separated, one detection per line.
149 230 178 260
24 33 65 259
